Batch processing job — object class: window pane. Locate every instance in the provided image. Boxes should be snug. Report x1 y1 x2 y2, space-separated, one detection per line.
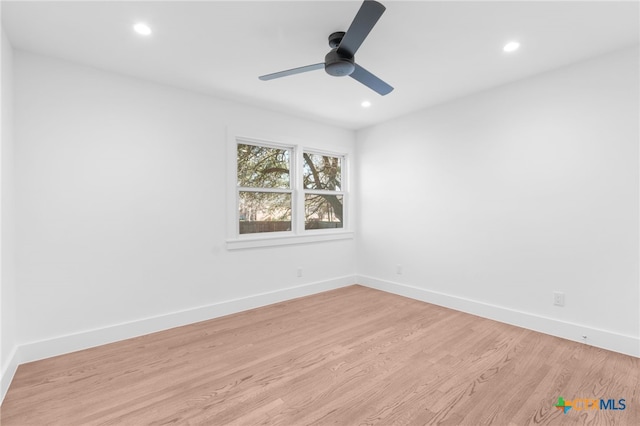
239 191 291 234
238 143 290 189
303 153 341 191
305 194 343 230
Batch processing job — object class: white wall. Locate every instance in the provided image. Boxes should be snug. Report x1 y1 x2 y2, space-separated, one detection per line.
357 47 640 356
1 28 18 400
12 51 356 362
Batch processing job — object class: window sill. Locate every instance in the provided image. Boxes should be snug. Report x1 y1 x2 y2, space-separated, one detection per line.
226 231 354 250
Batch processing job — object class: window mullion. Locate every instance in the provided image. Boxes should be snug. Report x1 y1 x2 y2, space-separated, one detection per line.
294 146 305 234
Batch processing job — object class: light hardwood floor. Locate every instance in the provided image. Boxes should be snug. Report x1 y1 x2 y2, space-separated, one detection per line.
2 285 638 425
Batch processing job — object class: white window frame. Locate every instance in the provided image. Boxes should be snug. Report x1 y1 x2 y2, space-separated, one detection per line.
226 132 353 250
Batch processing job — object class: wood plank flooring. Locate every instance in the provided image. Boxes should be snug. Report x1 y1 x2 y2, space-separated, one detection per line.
2 285 639 425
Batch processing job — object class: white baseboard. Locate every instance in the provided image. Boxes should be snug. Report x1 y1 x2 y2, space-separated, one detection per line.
1 345 20 405
2 275 354 403
358 275 640 358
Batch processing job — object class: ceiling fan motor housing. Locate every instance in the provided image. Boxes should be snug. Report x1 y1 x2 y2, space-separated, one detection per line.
324 31 355 77
324 49 355 77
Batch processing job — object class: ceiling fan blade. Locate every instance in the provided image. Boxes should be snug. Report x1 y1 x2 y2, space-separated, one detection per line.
337 0 386 57
259 63 325 81
350 63 393 95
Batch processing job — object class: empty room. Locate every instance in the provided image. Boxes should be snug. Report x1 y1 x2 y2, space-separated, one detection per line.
1 0 639 424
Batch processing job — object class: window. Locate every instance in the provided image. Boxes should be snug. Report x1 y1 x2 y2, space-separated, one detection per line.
303 152 343 230
229 136 351 248
237 143 292 234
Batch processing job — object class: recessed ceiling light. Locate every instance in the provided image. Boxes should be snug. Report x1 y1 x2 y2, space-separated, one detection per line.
503 41 520 53
361 100 371 108
133 22 152 36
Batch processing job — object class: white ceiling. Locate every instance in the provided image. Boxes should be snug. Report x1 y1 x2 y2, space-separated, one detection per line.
2 0 639 129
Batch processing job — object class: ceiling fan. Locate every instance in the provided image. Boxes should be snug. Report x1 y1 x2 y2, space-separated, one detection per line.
259 0 393 96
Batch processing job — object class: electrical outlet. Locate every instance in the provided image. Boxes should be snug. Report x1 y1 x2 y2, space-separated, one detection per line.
396 264 403 275
297 267 303 278
553 291 565 306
